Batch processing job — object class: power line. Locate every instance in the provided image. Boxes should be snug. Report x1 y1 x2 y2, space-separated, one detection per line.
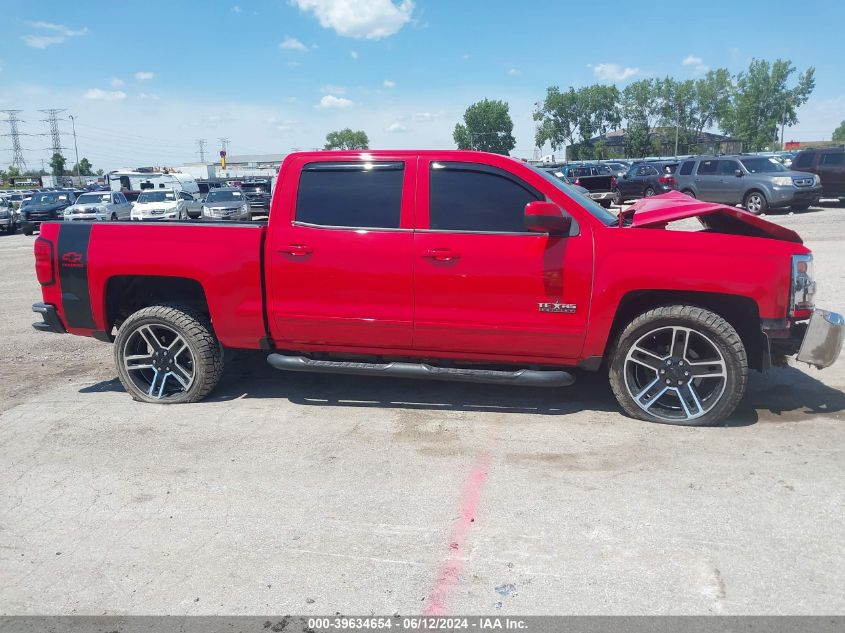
196 138 207 162
39 108 67 158
218 137 230 154
0 110 29 171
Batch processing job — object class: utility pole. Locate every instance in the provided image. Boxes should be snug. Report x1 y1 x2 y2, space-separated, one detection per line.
1 110 29 172
218 137 230 154
196 139 207 162
68 115 81 182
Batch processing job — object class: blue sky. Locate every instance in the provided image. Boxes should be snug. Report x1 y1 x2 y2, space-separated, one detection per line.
1 0 843 171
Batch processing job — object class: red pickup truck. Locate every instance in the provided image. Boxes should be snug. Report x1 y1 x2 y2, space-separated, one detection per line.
31 150 843 426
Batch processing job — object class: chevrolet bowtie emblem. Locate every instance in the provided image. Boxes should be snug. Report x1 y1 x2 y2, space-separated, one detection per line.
538 301 576 313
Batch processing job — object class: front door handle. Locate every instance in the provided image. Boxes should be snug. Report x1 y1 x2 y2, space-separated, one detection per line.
279 244 313 256
422 248 460 262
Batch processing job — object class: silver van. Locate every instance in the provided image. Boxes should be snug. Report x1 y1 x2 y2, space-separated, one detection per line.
675 155 822 214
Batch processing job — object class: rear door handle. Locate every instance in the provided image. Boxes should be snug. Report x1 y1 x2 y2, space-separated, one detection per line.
279 244 313 256
422 248 460 262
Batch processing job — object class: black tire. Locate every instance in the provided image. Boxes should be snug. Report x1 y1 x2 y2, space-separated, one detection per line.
608 305 748 426
612 189 623 205
790 204 810 212
599 199 612 209
110 212 118 221
114 305 223 404
644 186 656 197
681 189 696 199
23 228 33 236
743 190 768 215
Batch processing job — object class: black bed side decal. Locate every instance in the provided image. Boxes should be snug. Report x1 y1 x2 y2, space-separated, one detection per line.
57 223 96 329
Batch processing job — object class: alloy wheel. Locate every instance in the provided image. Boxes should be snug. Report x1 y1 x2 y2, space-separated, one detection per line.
623 325 727 422
122 323 196 399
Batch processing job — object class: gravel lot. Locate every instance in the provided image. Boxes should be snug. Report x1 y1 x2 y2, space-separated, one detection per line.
1 205 843 615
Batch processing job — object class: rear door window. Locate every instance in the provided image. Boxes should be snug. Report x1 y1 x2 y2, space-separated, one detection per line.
820 152 845 166
428 162 541 233
295 161 404 229
793 152 815 169
697 160 718 175
679 161 695 175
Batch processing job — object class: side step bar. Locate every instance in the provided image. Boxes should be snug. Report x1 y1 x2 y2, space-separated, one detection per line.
266 354 575 387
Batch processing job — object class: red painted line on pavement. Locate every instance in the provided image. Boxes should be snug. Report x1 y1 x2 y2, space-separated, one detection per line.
423 453 491 615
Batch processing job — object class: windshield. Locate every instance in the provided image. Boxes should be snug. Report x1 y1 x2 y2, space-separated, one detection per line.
76 193 111 204
31 192 70 204
526 164 618 226
206 190 244 203
740 157 788 173
137 191 177 203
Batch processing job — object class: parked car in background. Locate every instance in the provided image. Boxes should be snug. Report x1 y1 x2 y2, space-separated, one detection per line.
130 189 192 221
614 161 678 204
63 191 133 222
0 199 15 234
19 190 78 235
603 161 631 177
675 155 822 214
544 168 591 198
791 147 845 200
201 187 251 221
239 179 272 217
559 164 616 208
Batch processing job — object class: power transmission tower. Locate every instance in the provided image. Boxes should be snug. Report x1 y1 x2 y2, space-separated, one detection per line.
39 109 67 158
196 139 207 162
218 137 230 154
1 110 29 172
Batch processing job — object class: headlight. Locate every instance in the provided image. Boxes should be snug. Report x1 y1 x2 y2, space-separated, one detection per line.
814 174 821 186
772 176 793 187
241 203 249 213
202 205 210 216
790 254 815 317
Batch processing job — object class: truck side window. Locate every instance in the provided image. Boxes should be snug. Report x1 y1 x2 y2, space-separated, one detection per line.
697 160 718 175
429 162 541 233
296 161 404 229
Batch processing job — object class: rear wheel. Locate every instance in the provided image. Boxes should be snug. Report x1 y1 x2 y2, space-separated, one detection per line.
743 191 768 215
644 186 656 197
681 189 696 199
114 305 223 404
612 189 623 205
608 305 747 426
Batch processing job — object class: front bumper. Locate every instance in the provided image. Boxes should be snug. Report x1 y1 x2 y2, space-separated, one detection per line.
796 309 844 368
589 191 614 201
770 185 823 208
0 217 12 228
32 303 66 334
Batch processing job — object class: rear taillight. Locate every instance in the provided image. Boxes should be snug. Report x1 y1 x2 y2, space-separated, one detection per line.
574 178 581 186
34 237 55 286
611 176 617 188
659 175 676 185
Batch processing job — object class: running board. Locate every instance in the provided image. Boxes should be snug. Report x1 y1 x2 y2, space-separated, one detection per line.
266 354 575 387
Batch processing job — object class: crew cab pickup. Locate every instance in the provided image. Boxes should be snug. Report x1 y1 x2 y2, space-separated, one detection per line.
31 150 844 426
555 164 616 208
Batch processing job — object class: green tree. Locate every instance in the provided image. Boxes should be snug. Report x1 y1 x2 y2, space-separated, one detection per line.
453 99 516 155
72 157 94 176
719 58 815 151
691 69 733 144
833 121 845 142
324 128 369 150
95 168 104 176
622 79 665 157
534 85 621 159
658 78 698 155
49 153 66 177
7 166 21 179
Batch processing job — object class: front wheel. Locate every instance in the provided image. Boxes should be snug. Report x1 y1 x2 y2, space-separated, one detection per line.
644 186 656 197
612 189 623 205
681 189 696 199
743 191 768 215
114 305 224 403
608 305 748 426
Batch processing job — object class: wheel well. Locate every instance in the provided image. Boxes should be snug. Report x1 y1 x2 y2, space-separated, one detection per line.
609 290 765 371
105 276 210 332
743 188 767 202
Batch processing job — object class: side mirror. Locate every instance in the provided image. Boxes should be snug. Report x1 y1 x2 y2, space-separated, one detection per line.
622 173 629 179
734 169 743 177
524 201 572 236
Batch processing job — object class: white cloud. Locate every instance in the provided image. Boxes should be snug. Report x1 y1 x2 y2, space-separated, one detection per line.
138 93 160 101
682 54 709 75
22 22 88 48
321 84 347 94
507 68 520 76
231 4 242 12
83 88 128 102
291 0 414 40
386 121 406 133
110 77 124 88
590 63 640 82
383 79 396 88
135 71 155 80
280 36 308 51
412 111 444 122
350 50 359 59
316 95 353 109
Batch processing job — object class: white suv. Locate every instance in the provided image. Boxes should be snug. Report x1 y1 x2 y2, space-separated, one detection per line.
130 189 198 221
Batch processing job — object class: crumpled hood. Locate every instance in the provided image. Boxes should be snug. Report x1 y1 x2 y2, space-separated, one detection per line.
619 191 802 244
